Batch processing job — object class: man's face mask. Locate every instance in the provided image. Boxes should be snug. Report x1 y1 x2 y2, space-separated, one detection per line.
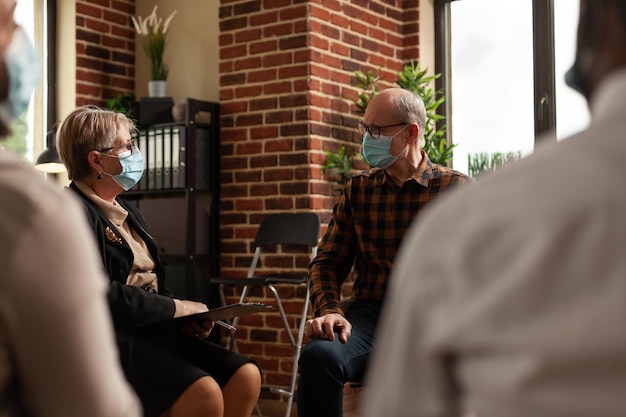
564 48 593 97
0 27 40 126
361 125 409 169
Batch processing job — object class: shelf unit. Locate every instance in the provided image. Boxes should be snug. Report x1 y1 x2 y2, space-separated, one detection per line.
123 98 220 302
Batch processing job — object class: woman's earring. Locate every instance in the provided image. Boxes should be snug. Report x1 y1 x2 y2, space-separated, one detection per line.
97 171 103 180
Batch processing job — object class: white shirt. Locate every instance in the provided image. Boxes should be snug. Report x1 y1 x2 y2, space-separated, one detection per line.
0 150 141 417
361 69 626 417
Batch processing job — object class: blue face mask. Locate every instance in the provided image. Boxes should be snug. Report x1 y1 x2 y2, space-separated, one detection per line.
101 147 145 191
0 27 40 125
361 125 408 169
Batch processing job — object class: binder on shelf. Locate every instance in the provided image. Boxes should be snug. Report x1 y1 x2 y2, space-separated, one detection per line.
155 128 164 189
132 130 148 191
147 129 156 190
173 127 186 189
163 127 172 189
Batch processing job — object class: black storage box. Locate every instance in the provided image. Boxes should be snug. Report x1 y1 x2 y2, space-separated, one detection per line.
139 97 174 126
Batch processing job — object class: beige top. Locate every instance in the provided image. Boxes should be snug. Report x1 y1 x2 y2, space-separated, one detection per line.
361 69 626 417
75 181 158 292
0 150 141 417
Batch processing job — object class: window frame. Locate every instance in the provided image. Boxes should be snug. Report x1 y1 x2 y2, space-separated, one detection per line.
434 0 557 153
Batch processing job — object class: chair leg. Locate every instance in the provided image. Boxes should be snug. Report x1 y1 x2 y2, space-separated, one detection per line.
283 287 310 417
265 284 309 417
219 283 252 352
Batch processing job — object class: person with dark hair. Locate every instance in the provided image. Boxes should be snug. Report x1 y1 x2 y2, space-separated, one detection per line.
0 1 141 416
361 1 626 416
297 88 472 417
56 105 261 417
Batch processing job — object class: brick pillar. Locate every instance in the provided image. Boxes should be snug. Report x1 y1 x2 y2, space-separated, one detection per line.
75 0 136 107
219 0 420 392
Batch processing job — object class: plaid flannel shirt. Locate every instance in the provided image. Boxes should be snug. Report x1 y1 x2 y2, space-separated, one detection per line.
309 151 473 316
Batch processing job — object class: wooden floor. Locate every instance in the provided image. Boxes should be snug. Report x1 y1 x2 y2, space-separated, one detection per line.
251 390 362 417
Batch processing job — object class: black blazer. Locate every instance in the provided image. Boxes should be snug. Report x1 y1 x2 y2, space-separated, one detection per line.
70 182 176 330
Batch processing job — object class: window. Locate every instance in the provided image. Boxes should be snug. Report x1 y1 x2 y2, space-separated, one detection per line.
435 0 588 175
12 0 55 163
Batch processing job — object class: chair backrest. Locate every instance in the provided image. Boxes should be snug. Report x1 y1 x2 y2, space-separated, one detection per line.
247 213 320 278
254 212 320 248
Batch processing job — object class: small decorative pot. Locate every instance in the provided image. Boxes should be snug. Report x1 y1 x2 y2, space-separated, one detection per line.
148 80 168 97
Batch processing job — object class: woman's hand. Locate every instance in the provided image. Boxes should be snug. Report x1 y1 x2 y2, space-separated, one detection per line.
180 320 214 340
304 313 352 343
176 299 214 339
178 299 209 316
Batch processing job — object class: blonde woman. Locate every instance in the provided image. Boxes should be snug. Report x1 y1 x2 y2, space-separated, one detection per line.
56 105 261 417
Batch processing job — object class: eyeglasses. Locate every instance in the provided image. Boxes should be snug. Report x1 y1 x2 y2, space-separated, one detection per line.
357 122 408 139
98 139 136 155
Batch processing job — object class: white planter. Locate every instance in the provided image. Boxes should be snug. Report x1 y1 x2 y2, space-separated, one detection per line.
148 80 168 97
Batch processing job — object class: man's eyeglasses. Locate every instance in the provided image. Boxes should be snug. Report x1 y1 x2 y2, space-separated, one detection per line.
357 122 407 139
99 139 136 155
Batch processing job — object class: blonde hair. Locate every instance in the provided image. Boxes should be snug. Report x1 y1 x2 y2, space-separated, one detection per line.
56 105 135 180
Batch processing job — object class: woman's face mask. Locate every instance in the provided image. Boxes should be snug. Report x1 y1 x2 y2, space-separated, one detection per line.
100 146 145 191
0 26 40 126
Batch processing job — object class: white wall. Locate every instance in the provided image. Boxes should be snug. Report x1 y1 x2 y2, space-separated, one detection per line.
420 0 436 76
56 0 76 122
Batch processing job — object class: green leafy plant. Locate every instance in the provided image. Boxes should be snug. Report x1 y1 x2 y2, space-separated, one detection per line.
354 69 382 115
106 92 137 119
5 113 28 159
467 151 522 178
396 61 455 165
321 146 360 189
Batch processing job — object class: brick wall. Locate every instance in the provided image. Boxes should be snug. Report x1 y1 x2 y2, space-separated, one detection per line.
71 0 422 395
75 0 136 107
218 0 420 392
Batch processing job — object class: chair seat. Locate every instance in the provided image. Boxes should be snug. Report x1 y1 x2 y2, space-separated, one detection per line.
257 273 307 284
209 276 269 286
209 273 306 286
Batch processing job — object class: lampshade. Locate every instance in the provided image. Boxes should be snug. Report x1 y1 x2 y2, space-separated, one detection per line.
35 128 66 174
35 146 65 173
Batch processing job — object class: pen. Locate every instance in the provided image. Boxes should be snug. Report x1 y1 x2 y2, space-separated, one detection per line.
215 320 237 332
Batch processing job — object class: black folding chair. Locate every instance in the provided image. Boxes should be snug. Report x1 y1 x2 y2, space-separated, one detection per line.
208 212 320 417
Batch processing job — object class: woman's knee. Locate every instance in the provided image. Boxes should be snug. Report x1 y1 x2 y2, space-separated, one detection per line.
225 363 261 399
169 376 223 417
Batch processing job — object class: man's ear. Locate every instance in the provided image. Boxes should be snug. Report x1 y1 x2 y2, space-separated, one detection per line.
406 123 420 144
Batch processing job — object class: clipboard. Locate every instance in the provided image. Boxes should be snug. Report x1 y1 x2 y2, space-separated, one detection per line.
174 302 273 324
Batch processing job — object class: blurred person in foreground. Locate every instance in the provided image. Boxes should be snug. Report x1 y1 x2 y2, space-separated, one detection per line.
361 1 626 416
297 88 472 417
56 105 261 417
0 1 141 416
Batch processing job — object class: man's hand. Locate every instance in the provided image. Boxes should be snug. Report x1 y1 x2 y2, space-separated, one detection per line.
304 313 352 343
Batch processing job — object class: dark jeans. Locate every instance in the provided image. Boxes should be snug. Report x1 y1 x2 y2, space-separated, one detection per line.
296 301 382 417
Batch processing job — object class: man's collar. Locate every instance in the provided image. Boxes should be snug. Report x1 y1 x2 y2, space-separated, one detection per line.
382 150 433 188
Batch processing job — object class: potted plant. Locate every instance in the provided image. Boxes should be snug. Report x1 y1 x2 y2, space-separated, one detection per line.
131 6 177 97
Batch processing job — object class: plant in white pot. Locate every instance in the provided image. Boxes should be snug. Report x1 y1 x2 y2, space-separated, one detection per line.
131 6 177 97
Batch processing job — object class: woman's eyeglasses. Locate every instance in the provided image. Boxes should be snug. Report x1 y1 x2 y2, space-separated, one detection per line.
357 122 407 139
99 139 136 155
